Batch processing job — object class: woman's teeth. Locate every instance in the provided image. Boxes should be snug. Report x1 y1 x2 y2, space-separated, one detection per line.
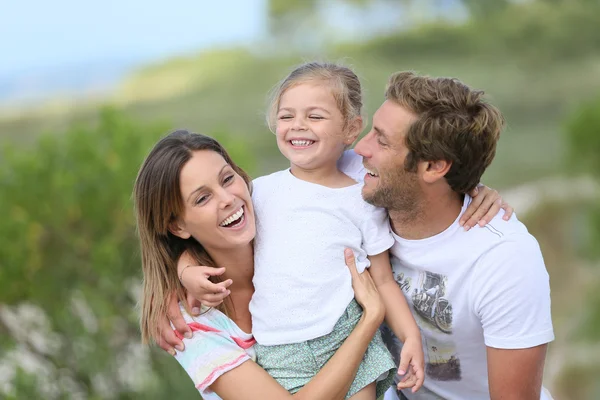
220 207 244 227
290 139 314 146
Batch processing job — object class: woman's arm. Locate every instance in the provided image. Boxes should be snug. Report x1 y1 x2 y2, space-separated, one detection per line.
211 249 385 400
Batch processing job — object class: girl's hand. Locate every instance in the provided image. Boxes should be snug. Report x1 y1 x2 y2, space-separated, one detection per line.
344 248 385 324
396 335 425 393
179 265 233 308
460 184 514 231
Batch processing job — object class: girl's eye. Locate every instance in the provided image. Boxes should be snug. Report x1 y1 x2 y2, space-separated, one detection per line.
309 115 324 120
278 115 292 120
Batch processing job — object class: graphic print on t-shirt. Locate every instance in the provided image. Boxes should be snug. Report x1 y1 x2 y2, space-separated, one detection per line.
392 270 462 382
411 271 453 334
422 334 462 381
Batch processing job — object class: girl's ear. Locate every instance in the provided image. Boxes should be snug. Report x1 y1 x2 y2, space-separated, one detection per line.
345 116 363 144
169 220 191 239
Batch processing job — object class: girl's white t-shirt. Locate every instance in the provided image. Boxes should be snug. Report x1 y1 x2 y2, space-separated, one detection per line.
249 168 394 345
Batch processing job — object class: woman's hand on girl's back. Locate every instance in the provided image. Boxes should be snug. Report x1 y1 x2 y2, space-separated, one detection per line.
344 248 385 324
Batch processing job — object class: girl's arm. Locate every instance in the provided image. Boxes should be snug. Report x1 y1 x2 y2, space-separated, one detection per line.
369 251 424 393
211 249 385 400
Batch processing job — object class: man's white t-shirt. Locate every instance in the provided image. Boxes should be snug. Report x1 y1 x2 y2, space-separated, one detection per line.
339 150 554 400
249 168 394 345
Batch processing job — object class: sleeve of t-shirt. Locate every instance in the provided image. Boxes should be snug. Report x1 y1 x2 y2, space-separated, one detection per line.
338 149 366 183
174 326 252 396
470 234 554 349
359 202 395 256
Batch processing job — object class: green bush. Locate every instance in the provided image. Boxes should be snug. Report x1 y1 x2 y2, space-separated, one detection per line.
0 107 255 398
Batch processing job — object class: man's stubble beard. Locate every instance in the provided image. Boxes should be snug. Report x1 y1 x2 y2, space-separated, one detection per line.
363 168 423 220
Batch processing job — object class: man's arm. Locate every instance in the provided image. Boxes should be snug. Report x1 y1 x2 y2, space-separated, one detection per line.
487 344 548 400
471 235 554 399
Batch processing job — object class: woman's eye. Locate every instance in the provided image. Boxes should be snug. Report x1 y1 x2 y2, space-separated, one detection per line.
223 175 234 184
195 195 209 205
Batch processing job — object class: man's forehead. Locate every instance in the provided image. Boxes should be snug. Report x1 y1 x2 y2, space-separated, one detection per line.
373 100 415 139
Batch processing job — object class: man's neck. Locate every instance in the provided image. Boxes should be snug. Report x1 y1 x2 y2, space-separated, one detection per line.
389 191 463 240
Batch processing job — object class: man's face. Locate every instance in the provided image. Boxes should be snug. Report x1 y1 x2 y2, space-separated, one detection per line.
354 100 422 213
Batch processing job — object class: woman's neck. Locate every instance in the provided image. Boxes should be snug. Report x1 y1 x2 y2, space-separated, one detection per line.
207 243 254 291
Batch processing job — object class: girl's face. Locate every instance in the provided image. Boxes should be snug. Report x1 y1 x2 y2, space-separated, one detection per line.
276 82 355 172
170 150 256 251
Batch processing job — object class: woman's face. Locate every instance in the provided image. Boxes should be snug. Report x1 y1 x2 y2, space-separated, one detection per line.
171 150 256 251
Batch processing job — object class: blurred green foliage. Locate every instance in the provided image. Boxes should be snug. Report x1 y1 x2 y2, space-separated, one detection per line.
0 108 255 398
565 95 600 342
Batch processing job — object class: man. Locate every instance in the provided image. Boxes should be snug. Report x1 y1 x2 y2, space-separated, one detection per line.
338 71 554 399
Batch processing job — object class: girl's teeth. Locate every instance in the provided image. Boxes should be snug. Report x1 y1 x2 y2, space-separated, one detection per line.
220 207 244 227
291 140 313 146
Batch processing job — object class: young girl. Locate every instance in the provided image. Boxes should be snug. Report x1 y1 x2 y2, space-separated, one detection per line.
180 62 425 399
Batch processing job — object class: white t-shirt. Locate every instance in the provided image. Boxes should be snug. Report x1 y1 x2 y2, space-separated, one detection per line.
249 168 394 345
339 150 554 400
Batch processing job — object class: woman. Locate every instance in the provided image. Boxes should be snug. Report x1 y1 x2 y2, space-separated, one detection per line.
135 130 391 399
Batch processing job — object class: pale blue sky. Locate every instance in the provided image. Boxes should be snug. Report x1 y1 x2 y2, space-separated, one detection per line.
0 0 266 76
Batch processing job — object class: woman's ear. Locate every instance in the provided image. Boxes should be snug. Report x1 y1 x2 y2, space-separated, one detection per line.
169 220 191 239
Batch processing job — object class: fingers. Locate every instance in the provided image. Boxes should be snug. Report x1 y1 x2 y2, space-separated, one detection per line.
344 248 358 277
477 198 502 227
397 366 416 390
168 292 191 340
200 277 233 294
412 360 425 392
203 266 227 277
501 202 514 220
397 355 410 376
461 187 501 231
155 316 181 356
201 292 230 308
459 191 483 230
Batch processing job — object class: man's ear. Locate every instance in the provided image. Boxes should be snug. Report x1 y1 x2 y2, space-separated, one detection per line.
168 220 191 239
420 160 452 184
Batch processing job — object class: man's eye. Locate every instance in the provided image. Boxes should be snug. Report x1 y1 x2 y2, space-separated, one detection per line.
377 138 387 147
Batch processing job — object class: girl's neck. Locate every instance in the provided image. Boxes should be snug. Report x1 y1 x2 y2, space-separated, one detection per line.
290 162 355 188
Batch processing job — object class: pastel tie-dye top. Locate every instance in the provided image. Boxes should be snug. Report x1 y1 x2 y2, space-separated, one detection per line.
173 305 256 399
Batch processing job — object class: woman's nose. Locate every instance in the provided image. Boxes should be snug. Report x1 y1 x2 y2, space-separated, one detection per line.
218 188 236 208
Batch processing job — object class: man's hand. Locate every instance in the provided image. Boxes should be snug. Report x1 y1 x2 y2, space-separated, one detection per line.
460 184 514 231
396 336 425 393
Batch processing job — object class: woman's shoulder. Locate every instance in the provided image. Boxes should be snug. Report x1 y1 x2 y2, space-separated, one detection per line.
178 304 253 340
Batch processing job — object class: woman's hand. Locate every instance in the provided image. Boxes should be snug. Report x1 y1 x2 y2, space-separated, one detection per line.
460 184 514 231
344 248 385 324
